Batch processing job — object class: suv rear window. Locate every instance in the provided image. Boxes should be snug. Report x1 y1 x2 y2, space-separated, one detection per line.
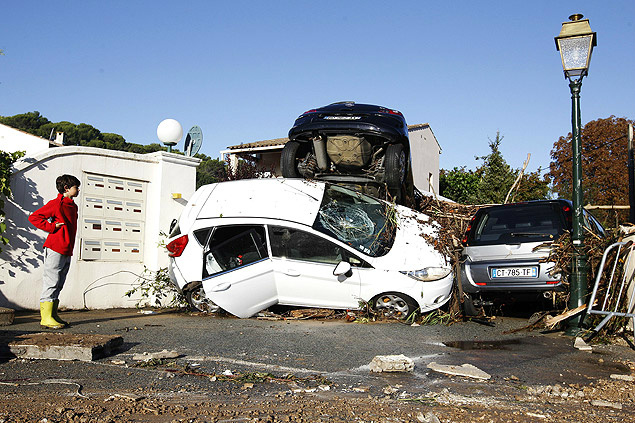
468 203 565 246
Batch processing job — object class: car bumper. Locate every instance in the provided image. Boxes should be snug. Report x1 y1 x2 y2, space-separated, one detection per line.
414 273 454 312
168 259 187 293
460 259 562 294
289 121 406 145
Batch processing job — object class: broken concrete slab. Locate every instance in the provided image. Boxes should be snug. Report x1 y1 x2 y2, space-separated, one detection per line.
574 337 593 352
591 400 623 410
610 374 635 382
8 332 123 361
416 412 441 423
427 362 491 380
132 349 180 361
369 354 414 373
0 307 15 326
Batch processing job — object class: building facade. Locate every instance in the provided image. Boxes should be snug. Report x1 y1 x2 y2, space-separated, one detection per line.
0 145 199 310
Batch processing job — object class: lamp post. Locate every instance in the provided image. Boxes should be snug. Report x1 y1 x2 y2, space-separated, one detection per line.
157 118 183 153
555 14 597 335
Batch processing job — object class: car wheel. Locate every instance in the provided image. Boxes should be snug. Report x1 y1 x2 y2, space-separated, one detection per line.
281 141 304 178
462 293 483 317
185 286 220 313
372 292 418 320
385 144 407 198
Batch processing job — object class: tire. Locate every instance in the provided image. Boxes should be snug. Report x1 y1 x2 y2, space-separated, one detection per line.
385 144 407 197
281 141 303 178
185 286 220 313
372 292 418 320
462 293 483 317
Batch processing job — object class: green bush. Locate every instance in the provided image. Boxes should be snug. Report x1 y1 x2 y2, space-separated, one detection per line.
0 150 25 250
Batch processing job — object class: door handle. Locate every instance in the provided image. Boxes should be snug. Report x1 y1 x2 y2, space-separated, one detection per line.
283 269 301 277
210 282 231 292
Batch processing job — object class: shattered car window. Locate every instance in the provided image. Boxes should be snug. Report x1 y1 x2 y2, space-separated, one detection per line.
269 226 343 265
313 184 396 257
203 225 268 278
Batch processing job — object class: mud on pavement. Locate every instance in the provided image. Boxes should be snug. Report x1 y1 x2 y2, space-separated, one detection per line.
1 308 635 422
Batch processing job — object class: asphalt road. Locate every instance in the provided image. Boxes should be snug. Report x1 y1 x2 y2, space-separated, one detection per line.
2 308 634 395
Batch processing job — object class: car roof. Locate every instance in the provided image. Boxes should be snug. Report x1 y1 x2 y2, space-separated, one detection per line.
196 178 325 226
477 199 570 213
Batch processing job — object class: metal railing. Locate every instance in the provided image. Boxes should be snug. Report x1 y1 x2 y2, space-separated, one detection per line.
586 241 635 339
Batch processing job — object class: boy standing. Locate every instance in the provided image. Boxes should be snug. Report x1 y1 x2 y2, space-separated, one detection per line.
28 174 80 329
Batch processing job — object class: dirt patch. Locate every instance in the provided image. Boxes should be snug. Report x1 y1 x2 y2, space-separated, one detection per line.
0 375 634 422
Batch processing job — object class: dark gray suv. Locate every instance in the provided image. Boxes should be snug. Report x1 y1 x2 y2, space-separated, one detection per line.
460 200 605 315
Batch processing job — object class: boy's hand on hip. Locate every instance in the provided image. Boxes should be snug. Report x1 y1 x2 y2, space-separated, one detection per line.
55 222 65 229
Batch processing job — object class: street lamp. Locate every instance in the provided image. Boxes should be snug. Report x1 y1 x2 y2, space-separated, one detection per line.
157 118 183 153
555 14 597 335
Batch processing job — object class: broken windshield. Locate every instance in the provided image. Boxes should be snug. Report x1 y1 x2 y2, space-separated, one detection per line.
312 184 396 257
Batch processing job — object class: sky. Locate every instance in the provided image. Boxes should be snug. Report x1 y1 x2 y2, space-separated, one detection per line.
1 1 633 174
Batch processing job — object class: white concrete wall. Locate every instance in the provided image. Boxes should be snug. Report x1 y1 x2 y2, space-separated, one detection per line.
409 125 441 194
0 123 51 156
0 146 199 310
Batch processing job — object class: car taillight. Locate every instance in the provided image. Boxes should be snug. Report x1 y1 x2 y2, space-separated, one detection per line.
563 205 573 228
166 235 188 257
300 109 317 116
379 107 403 117
462 216 476 246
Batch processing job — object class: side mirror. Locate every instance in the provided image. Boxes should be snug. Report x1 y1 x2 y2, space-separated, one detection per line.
333 261 352 278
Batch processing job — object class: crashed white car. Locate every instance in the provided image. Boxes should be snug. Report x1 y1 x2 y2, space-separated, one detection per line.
166 178 453 319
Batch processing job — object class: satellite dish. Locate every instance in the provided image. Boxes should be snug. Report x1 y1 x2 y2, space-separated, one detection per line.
157 119 183 152
184 125 203 156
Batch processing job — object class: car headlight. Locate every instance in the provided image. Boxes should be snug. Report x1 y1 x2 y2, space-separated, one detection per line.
400 267 452 282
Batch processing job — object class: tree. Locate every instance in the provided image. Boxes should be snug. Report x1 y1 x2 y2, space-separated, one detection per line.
470 132 516 204
440 132 550 205
439 167 479 203
511 168 551 202
195 155 227 188
0 112 50 134
549 116 634 224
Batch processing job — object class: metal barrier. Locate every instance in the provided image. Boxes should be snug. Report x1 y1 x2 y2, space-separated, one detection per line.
586 241 635 338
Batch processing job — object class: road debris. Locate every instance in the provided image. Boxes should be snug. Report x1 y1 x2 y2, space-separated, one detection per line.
544 304 589 330
289 308 335 319
132 349 180 361
369 354 414 373
526 412 548 419
0 307 15 326
382 385 402 395
7 332 123 361
106 393 145 402
610 373 635 382
574 337 593 352
591 399 623 410
427 362 491 380
416 412 441 423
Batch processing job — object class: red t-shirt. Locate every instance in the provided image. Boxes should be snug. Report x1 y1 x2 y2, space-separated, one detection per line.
28 193 79 256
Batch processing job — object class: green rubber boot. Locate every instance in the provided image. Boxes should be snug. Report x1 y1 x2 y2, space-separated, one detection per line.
52 299 69 326
40 301 65 329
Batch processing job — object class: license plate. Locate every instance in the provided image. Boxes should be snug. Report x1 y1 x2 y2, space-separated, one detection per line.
491 266 538 279
323 116 361 120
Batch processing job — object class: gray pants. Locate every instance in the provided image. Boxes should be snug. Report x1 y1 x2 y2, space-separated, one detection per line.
41 248 71 302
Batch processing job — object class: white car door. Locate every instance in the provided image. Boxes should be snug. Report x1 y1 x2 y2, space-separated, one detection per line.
202 225 277 318
268 226 361 309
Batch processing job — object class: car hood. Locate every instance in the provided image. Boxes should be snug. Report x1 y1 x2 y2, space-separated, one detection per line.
370 205 449 271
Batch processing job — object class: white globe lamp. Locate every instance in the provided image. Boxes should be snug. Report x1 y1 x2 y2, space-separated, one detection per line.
157 119 183 152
